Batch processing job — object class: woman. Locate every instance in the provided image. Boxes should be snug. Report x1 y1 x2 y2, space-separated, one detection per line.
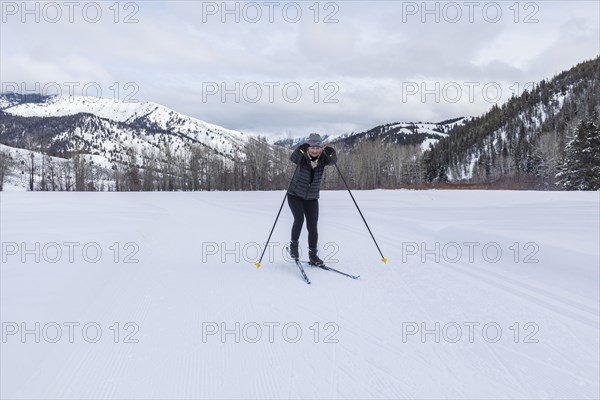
287 133 337 266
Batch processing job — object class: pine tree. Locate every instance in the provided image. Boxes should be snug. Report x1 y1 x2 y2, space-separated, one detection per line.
556 115 600 190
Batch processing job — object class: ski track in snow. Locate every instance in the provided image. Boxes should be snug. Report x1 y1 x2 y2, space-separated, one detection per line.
1 190 598 399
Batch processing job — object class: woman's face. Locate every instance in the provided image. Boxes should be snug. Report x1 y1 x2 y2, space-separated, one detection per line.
308 146 322 157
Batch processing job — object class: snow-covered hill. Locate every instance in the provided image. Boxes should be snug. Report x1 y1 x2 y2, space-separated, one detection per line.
1 190 598 398
328 117 470 151
424 57 600 184
0 93 469 164
0 93 46 110
1 94 249 160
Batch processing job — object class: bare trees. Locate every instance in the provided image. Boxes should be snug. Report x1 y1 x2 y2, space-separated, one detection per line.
1 133 435 192
125 151 141 191
141 148 157 191
24 134 36 191
331 139 423 189
244 136 271 190
0 150 14 191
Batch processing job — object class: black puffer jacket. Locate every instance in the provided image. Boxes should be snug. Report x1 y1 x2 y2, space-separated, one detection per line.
288 145 337 200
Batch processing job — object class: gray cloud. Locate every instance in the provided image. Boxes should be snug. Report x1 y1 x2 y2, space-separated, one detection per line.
1 0 598 136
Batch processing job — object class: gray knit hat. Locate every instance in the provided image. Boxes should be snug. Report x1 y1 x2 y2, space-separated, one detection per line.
306 133 323 148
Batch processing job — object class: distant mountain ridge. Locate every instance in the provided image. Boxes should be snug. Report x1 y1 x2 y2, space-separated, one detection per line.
272 118 468 151
1 93 467 161
327 117 469 152
1 94 248 162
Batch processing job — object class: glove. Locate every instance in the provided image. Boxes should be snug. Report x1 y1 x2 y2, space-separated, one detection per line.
324 146 335 157
297 143 310 153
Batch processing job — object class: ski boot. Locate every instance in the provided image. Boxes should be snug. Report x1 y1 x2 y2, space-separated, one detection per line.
308 248 324 267
289 240 299 260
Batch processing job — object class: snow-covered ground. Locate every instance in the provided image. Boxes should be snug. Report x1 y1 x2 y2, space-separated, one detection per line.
1 190 599 399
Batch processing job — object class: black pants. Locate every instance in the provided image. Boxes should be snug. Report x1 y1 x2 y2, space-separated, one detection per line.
287 194 319 249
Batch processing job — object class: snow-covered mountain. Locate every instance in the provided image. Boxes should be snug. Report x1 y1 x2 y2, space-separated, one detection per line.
0 92 473 191
1 92 464 168
328 117 470 152
0 92 47 110
271 119 468 152
1 94 249 161
422 57 600 185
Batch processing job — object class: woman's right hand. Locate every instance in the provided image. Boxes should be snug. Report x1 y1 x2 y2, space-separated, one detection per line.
297 143 310 153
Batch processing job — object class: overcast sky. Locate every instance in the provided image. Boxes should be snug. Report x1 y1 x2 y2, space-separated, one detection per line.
1 0 599 137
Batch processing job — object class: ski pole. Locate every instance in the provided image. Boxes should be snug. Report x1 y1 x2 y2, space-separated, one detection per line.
255 163 300 268
334 163 387 263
